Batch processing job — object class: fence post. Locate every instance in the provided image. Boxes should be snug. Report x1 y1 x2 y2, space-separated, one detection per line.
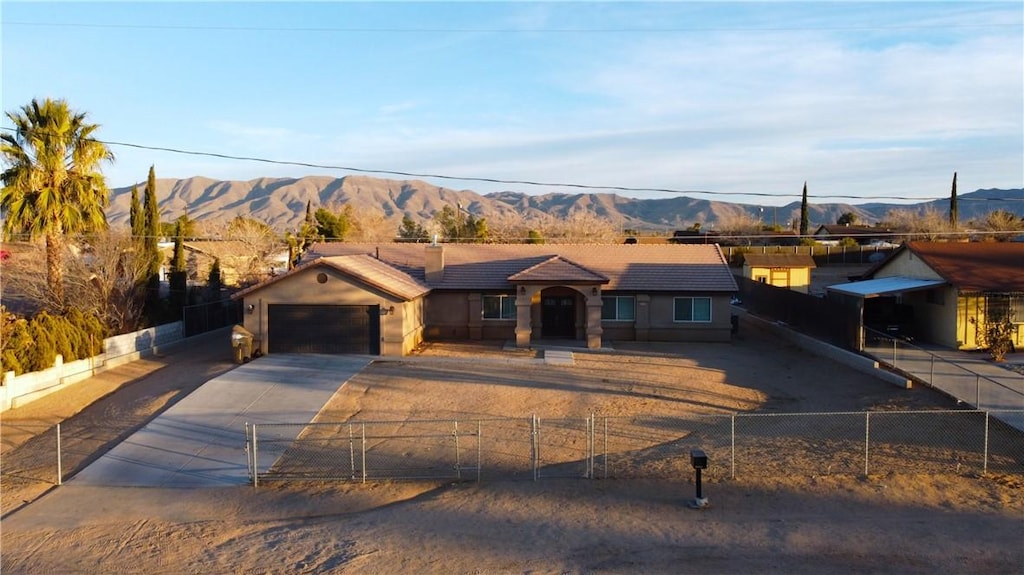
244 422 251 481
975 375 981 408
252 424 259 488
56 423 62 486
983 411 990 475
603 417 608 480
349 423 356 481
361 423 367 484
930 355 934 383
453 420 461 480
892 338 897 366
531 414 539 482
730 414 736 480
477 421 482 483
864 412 870 477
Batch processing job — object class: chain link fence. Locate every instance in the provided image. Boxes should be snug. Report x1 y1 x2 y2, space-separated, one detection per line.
246 410 1024 486
863 329 1024 432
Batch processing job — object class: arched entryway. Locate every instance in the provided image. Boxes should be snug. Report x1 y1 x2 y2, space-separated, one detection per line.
540 287 579 339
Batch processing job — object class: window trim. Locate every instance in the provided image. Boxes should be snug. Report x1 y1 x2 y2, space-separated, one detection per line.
673 296 713 323
482 294 516 320
601 295 636 322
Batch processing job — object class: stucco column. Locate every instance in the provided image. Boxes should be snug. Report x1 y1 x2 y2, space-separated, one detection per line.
585 295 603 349
515 288 534 348
467 293 482 340
635 294 651 342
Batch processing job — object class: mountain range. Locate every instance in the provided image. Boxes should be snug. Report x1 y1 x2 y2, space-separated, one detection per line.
106 175 1024 233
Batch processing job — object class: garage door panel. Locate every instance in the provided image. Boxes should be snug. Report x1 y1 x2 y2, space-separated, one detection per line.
269 304 380 355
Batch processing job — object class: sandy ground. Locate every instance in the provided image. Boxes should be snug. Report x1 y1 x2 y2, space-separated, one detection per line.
1 323 1022 574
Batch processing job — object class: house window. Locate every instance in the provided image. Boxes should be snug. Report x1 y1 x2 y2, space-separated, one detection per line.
674 297 712 322
601 296 636 321
482 294 516 320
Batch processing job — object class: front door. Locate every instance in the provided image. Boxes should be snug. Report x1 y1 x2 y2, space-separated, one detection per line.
542 296 576 338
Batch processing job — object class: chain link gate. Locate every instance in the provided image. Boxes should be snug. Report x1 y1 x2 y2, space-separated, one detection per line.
245 410 1024 486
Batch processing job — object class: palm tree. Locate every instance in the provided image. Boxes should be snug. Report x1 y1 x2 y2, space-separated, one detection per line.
0 98 114 310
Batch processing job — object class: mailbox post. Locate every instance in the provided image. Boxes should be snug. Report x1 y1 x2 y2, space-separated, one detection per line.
689 449 709 509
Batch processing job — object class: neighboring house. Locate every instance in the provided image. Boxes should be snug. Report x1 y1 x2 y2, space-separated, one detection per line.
174 241 290 287
231 243 738 356
813 225 895 245
742 253 816 294
827 241 1024 350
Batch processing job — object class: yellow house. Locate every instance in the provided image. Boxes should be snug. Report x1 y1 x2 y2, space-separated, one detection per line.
742 253 816 294
829 241 1024 351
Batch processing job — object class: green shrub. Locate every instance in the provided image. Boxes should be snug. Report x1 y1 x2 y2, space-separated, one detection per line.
26 321 57 372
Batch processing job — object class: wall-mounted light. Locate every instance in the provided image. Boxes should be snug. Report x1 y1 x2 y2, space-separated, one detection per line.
592 287 598 296
380 305 395 316
246 304 255 314
520 286 526 295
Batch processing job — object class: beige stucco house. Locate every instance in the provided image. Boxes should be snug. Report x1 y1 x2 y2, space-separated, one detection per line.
742 253 816 294
231 242 739 356
828 241 1024 350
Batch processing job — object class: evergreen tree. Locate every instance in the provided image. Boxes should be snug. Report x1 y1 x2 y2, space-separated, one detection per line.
314 207 349 241
207 258 223 301
398 215 428 242
799 181 809 236
169 220 188 318
949 172 958 230
130 184 144 238
143 165 163 319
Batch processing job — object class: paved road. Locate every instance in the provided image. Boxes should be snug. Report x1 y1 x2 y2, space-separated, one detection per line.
70 354 371 488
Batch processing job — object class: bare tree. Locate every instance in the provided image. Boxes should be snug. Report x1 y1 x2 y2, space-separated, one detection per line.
3 231 150 333
881 206 950 241
716 210 762 243
542 211 619 243
974 210 1021 241
197 217 284 286
346 207 398 242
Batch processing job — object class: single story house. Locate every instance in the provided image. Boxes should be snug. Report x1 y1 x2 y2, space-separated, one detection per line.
230 242 739 356
827 241 1024 350
742 253 817 294
813 225 895 246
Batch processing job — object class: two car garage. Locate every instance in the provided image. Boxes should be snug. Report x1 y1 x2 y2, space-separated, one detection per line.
267 304 381 355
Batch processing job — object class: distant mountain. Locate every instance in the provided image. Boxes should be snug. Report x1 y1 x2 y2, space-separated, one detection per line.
106 175 1024 233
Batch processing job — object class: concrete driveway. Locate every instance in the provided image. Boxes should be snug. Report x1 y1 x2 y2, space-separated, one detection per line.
70 354 371 488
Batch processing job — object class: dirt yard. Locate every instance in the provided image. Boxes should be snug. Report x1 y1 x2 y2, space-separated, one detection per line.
1 325 1022 574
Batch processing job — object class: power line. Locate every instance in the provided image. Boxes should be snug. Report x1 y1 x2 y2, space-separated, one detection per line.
2 126 1022 202
97 137 1024 202
5 21 1020 34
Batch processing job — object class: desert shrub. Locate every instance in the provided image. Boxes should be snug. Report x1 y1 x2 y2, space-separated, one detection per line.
0 309 108 375
26 321 57 372
35 312 75 363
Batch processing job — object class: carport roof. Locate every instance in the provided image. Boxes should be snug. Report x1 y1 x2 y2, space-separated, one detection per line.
827 276 946 298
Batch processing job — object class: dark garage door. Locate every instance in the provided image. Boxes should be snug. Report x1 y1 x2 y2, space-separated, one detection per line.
268 304 380 355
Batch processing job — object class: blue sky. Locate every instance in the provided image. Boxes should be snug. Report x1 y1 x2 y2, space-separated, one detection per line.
2 1 1022 206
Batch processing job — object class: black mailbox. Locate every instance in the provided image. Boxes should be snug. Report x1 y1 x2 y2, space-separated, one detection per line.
690 449 708 470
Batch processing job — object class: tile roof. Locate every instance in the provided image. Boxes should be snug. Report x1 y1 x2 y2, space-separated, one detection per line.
304 243 738 293
507 256 610 284
232 254 430 301
742 253 817 268
902 241 1024 293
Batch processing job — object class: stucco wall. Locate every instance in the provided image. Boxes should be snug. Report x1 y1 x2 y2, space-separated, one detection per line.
744 266 812 293
241 266 421 356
